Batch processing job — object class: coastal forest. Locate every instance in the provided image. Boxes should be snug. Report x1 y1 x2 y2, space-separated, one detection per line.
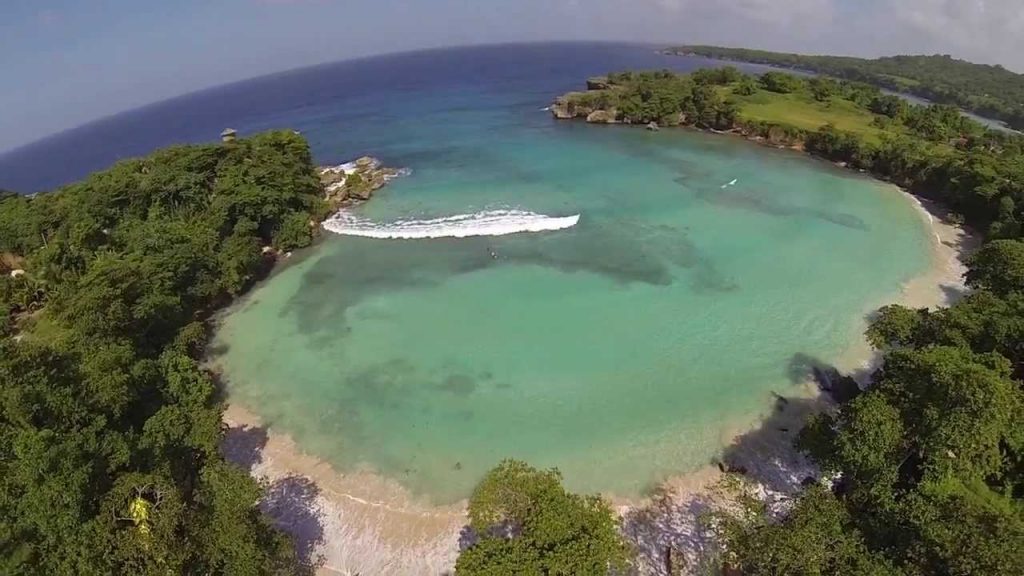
665 45 1024 131
0 131 328 574
3 67 1024 575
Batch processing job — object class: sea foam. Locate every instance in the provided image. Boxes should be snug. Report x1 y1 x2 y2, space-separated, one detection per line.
322 209 580 239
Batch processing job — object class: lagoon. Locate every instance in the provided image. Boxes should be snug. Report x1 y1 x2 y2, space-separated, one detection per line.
211 66 931 502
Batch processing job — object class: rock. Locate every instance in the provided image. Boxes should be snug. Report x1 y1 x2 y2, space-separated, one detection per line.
350 186 373 201
586 76 611 91
319 170 346 187
318 156 407 207
261 246 276 256
646 122 660 131
550 101 574 120
813 367 862 404
585 109 617 124
716 460 748 476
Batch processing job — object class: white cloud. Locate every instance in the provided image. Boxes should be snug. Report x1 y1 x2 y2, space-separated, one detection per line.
885 0 1024 65
625 0 1024 69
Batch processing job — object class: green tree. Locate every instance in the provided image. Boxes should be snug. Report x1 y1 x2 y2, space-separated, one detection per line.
710 483 895 576
456 460 632 575
808 77 840 101
759 71 803 94
965 239 1024 295
0 131 324 575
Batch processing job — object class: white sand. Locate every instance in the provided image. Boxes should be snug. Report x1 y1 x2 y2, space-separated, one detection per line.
219 187 975 576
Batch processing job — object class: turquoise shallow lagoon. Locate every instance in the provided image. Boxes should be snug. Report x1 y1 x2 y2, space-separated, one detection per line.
213 119 931 503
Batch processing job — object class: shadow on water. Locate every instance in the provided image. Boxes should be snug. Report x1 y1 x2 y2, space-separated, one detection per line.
680 177 868 231
718 393 824 495
262 476 326 570
618 352 861 574
221 424 269 473
221 423 325 572
622 488 720 576
940 283 970 306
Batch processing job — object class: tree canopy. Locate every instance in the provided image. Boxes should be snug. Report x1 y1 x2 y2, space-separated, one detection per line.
456 460 632 575
712 242 1024 574
0 131 325 574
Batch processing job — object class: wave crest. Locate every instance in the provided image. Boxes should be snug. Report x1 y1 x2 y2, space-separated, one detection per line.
322 209 580 239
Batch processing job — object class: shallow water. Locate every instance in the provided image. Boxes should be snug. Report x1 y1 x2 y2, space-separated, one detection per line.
212 67 931 501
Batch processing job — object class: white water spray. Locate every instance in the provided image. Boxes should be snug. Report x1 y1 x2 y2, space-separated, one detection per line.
322 209 580 239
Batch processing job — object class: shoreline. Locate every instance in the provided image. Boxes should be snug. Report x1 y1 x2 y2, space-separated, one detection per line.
221 404 466 575
218 165 976 576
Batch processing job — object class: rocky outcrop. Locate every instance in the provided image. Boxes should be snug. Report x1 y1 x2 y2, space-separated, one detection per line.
550 93 597 121
586 76 611 91
551 99 574 120
318 156 404 207
586 109 618 124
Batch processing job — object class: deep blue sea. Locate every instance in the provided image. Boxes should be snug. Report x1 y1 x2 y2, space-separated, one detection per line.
1 42 776 193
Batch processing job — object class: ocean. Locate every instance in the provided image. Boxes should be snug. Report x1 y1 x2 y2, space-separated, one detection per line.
0 43 932 503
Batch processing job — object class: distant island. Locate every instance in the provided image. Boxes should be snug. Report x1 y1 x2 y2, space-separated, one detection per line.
664 45 1024 130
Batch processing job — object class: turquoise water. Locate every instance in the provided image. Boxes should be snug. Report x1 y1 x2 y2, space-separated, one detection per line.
213 121 931 503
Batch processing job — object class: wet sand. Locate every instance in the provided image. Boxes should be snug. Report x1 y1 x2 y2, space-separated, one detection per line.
219 187 975 576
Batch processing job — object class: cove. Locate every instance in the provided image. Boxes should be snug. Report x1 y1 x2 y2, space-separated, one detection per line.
212 119 932 503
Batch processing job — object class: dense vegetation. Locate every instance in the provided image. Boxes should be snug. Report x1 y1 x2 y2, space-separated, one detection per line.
456 460 632 575
667 45 1024 130
709 242 1024 575
0 131 328 574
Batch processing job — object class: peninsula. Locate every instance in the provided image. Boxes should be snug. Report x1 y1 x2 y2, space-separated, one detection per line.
553 66 1024 238
664 45 1024 131
0 131 401 574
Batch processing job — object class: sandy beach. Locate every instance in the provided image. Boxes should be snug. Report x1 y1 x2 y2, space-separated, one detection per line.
219 187 976 576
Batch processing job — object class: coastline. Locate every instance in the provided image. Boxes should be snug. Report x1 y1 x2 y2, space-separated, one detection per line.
616 186 977 573
218 167 976 575
222 404 466 575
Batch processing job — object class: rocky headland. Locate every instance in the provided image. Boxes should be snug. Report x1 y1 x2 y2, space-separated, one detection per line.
318 156 405 207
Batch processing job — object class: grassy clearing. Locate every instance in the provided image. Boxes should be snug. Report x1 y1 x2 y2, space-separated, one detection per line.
724 88 893 143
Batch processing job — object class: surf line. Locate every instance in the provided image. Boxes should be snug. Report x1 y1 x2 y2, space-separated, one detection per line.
322 209 581 239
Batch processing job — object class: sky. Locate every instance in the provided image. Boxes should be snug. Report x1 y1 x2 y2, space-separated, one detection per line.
2 0 1023 152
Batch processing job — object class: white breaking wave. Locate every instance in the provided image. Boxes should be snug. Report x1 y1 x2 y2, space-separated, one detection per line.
322 209 580 239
